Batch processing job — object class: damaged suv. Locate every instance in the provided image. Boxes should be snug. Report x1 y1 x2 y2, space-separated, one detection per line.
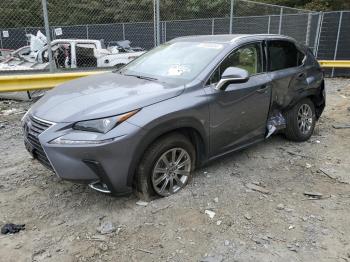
22 34 325 198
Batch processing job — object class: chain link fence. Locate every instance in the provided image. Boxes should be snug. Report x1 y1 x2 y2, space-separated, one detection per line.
0 0 349 76
316 11 350 77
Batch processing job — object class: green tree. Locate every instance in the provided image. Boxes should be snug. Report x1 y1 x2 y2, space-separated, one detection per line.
0 0 349 28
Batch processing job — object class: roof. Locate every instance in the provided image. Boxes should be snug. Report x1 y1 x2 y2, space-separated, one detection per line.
171 34 296 44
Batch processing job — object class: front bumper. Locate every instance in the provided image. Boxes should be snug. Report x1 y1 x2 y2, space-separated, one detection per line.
23 114 146 195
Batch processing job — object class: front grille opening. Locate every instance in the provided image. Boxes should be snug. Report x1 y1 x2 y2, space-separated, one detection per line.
24 115 54 171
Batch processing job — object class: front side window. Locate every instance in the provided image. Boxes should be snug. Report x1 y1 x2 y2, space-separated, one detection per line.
76 43 97 68
268 40 305 71
208 43 262 85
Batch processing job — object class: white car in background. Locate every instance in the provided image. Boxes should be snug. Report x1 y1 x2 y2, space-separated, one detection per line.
0 32 145 101
0 31 145 71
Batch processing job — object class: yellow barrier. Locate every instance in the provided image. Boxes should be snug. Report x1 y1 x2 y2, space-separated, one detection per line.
318 60 350 68
0 71 107 93
0 61 350 93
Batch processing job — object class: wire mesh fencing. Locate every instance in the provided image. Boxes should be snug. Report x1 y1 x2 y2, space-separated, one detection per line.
0 0 349 76
316 11 350 77
0 0 46 72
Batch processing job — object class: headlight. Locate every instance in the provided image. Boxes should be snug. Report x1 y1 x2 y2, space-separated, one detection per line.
50 137 116 145
72 110 139 133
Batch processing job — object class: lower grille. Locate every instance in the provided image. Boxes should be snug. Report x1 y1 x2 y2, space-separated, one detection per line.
23 115 54 170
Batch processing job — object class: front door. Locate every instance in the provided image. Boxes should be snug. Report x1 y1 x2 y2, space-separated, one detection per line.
206 42 271 156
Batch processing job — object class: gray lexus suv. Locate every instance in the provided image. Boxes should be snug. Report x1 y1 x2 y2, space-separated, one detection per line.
22 34 325 199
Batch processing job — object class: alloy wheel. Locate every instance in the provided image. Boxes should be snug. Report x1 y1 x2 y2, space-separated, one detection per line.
297 104 313 134
151 148 191 196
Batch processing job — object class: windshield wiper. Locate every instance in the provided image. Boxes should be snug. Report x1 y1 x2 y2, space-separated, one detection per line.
124 73 158 81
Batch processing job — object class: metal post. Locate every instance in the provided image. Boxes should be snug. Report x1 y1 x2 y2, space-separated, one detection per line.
51 28 56 40
332 11 343 77
86 25 89 39
212 18 215 35
163 22 167 43
41 0 54 72
306 13 312 46
267 16 271 34
24 28 29 45
122 23 125 40
0 32 3 49
278 7 283 35
229 0 234 34
156 0 160 46
314 12 323 58
153 0 157 47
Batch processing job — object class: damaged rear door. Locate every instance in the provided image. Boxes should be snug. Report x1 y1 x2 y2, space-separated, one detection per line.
267 40 309 113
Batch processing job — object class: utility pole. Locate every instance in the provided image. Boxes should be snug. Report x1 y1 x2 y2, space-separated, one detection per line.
41 0 55 72
229 0 234 34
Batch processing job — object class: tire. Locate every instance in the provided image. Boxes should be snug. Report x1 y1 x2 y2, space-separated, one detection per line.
285 98 316 142
134 133 196 200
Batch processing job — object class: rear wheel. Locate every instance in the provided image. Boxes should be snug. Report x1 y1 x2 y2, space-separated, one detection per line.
285 98 316 142
135 133 195 200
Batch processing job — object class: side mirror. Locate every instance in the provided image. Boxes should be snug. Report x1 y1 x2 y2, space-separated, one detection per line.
215 67 249 91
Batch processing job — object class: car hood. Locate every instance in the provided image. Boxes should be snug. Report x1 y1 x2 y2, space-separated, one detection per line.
31 72 184 123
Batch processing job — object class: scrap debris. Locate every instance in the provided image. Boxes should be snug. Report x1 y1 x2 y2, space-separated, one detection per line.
151 204 172 214
96 221 118 235
319 168 348 184
205 210 216 219
136 200 149 207
266 112 286 138
246 183 270 194
303 192 323 199
303 192 331 200
283 148 314 159
136 248 153 254
332 124 350 129
1 223 25 234
0 108 25 116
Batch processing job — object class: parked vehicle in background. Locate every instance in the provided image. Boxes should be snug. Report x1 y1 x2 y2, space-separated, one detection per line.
0 49 15 62
22 34 325 199
107 40 144 53
0 31 145 71
38 39 145 69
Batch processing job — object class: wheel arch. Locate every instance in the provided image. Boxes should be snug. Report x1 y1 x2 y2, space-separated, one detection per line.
283 80 325 120
307 80 325 120
126 119 208 187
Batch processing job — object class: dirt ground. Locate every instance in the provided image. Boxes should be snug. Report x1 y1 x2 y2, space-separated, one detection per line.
0 78 349 262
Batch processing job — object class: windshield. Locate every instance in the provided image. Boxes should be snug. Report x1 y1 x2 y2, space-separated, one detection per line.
119 42 225 83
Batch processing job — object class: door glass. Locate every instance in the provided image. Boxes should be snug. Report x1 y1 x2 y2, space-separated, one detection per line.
268 40 304 71
76 43 97 68
208 43 262 85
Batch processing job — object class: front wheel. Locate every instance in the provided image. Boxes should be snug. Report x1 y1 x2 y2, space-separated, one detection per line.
135 133 196 200
284 98 316 142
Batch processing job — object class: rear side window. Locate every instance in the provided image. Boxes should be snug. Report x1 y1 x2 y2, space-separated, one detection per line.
268 40 305 71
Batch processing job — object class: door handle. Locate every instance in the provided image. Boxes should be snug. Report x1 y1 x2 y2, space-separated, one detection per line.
256 85 270 93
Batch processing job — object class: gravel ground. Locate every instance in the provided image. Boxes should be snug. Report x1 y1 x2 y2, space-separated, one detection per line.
0 78 349 262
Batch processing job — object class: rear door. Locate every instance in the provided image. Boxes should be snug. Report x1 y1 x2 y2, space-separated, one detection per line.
206 42 272 156
267 40 308 109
